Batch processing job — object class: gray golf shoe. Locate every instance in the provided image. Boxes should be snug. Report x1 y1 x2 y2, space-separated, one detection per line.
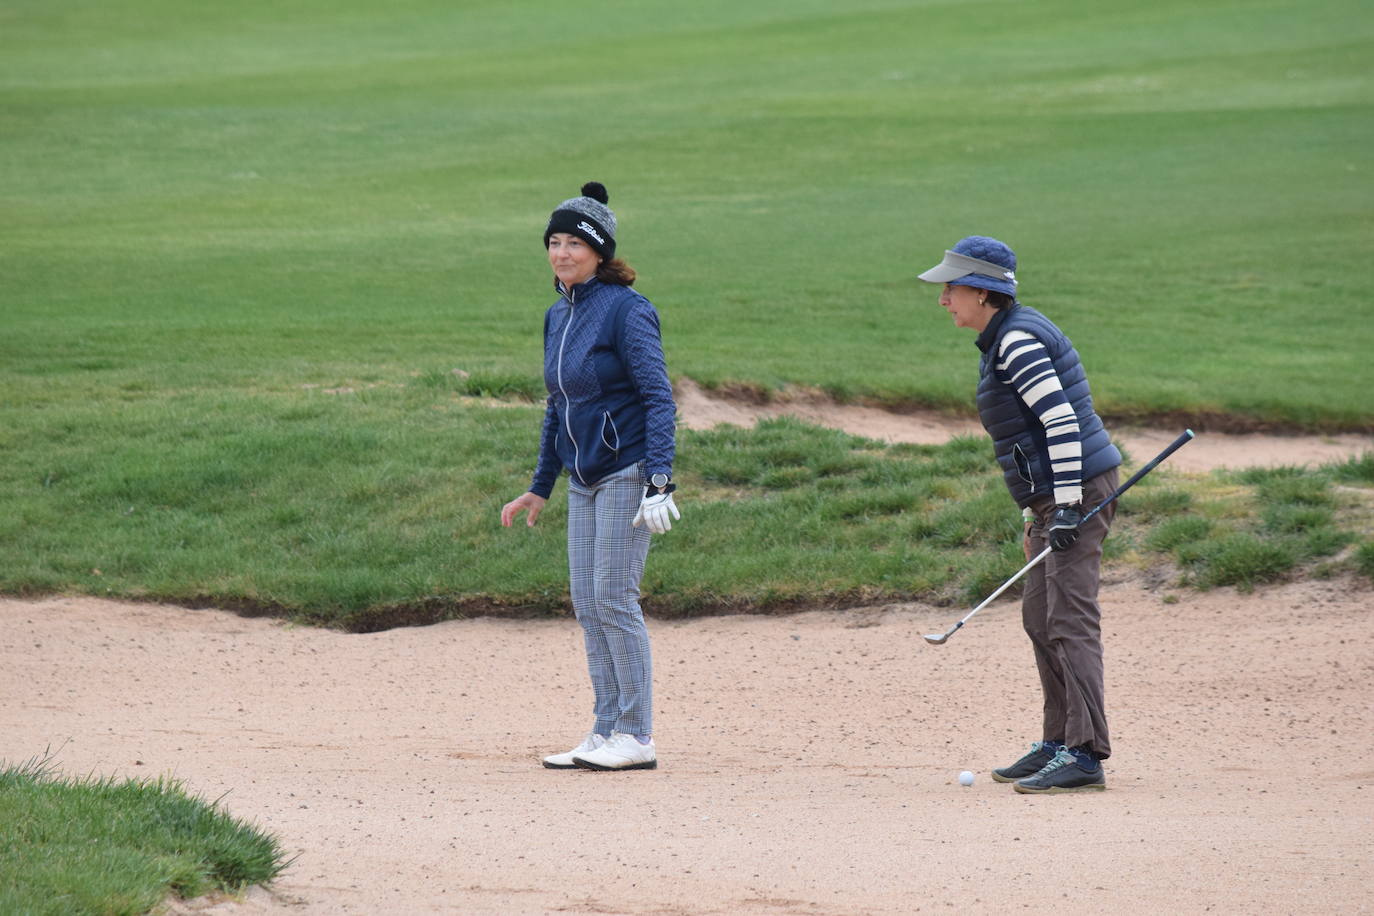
1013 747 1106 794
991 741 1061 783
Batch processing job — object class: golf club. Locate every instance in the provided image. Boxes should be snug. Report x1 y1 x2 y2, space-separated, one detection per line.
923 429 1196 646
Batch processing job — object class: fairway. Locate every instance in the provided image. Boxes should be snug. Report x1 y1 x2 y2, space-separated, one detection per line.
5 0 1373 423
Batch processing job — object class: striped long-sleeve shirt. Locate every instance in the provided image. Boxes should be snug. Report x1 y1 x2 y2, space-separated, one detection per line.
995 330 1083 505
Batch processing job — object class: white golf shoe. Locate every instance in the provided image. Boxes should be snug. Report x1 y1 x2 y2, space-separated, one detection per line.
542 732 606 769
572 731 657 771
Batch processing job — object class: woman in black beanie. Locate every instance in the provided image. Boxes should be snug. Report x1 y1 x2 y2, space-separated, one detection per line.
501 182 679 771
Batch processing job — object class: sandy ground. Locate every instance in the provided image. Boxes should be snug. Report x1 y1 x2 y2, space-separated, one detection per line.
4 389 1372 915
3 575 1372 915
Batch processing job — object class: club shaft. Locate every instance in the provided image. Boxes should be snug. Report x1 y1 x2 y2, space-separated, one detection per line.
955 546 1053 628
1080 429 1195 526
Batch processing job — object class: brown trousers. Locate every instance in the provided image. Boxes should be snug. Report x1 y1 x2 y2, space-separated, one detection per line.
1021 467 1119 760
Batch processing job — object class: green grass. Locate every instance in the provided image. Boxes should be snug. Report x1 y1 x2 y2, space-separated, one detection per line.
0 753 288 916
1356 541 1374 579
4 0 1372 429
1183 533 1299 590
5 386 1370 623
1331 453 1374 485
0 399 1042 622
1128 461 1374 590
2 0 1373 621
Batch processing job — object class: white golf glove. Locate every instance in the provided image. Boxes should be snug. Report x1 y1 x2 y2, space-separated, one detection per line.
632 485 680 534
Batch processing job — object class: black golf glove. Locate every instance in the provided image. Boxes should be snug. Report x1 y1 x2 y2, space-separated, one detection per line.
1048 504 1083 552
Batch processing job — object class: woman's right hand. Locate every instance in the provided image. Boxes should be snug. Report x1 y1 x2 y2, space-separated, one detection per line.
501 492 547 528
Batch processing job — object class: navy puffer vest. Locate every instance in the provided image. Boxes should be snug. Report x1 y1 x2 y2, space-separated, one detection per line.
975 304 1121 507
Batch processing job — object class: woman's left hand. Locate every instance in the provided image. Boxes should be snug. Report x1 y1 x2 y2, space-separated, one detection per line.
632 488 680 534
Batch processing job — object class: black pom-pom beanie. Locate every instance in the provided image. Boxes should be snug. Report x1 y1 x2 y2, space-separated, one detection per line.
544 181 617 259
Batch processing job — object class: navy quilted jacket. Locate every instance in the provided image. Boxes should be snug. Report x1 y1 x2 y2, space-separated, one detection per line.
530 277 676 498
975 304 1120 507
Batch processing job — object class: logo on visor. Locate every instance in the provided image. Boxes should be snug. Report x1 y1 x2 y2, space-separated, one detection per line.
577 221 605 244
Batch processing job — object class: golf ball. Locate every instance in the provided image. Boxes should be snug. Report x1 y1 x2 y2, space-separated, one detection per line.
958 770 974 786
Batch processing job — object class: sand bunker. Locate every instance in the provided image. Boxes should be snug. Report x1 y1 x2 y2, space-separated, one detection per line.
4 570 1371 914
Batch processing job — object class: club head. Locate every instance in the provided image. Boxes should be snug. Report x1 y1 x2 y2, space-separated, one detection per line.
923 619 963 646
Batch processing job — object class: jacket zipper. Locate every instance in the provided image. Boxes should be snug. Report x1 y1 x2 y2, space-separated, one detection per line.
555 285 583 485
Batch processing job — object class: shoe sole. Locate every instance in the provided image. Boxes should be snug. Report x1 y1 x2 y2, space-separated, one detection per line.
542 761 579 769
990 770 1024 783
1013 782 1106 794
571 758 658 771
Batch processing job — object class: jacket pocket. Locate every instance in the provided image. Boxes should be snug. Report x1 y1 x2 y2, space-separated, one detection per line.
600 411 621 454
1012 440 1038 488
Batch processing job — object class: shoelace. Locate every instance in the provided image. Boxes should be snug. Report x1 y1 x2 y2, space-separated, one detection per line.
1025 740 1069 761
1037 748 1078 775
606 732 637 751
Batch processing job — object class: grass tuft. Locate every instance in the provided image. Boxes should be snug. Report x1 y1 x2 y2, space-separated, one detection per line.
1302 527 1354 559
1254 475 1335 508
1331 453 1374 485
0 752 288 916
1186 533 1298 591
1119 487 1193 520
1147 516 1213 552
1262 504 1334 534
1356 541 1374 579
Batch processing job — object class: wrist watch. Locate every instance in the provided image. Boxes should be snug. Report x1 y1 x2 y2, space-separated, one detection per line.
650 473 670 493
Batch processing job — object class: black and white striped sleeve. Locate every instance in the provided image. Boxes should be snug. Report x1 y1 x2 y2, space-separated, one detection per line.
995 330 1082 505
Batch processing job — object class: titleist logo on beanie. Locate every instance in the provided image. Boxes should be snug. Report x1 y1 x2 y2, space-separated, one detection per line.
544 181 617 259
576 221 604 245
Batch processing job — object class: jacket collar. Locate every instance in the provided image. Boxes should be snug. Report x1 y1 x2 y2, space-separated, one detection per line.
554 275 601 303
975 303 1017 353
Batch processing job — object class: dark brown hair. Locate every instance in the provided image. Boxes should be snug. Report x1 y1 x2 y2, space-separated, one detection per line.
597 257 636 286
984 290 1015 311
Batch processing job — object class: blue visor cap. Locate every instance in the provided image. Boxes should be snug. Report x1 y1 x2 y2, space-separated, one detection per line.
918 248 1018 297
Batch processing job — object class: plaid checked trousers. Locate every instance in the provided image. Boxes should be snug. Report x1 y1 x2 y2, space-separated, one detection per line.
567 463 654 736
